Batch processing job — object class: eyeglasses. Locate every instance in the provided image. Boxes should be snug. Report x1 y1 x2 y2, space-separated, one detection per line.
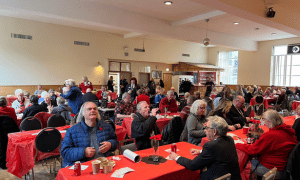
204 127 214 130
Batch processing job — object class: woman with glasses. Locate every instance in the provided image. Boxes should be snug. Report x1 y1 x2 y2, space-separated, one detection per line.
180 100 207 145
236 110 297 179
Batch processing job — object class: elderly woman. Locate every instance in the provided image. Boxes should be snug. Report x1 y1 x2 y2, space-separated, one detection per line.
114 92 135 126
180 100 207 145
209 100 241 131
34 84 44 95
170 116 242 180
11 89 30 114
58 79 83 114
79 76 93 94
107 76 115 92
40 93 57 112
236 110 297 179
0 97 18 123
125 77 140 103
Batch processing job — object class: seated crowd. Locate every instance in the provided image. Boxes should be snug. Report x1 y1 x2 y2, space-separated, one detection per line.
1 79 300 180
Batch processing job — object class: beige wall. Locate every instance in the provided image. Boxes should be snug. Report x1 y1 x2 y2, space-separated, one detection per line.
0 15 207 86
208 37 300 86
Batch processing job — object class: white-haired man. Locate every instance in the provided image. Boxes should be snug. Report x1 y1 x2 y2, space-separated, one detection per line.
61 102 117 168
169 116 242 180
131 101 160 150
159 90 178 113
12 89 30 114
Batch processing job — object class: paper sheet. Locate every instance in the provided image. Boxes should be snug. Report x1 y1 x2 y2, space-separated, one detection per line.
111 167 135 178
69 165 89 170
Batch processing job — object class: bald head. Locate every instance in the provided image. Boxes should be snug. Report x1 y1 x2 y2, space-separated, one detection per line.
233 95 245 109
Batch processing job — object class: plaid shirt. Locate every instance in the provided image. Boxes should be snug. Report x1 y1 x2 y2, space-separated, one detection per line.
179 104 192 124
114 100 135 125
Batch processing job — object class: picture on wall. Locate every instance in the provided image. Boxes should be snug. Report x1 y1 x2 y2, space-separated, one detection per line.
152 70 162 79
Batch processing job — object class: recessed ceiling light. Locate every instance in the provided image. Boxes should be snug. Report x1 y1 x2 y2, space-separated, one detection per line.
234 22 239 25
271 33 276 35
164 1 173 5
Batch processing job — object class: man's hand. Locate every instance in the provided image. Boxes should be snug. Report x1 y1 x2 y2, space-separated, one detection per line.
99 141 112 153
235 124 241 129
85 147 96 158
128 90 132 94
151 108 159 116
228 126 236 131
169 152 179 160
246 117 251 123
190 148 201 155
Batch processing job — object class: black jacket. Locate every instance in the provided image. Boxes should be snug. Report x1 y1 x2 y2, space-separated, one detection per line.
161 116 184 145
226 105 247 127
0 115 19 169
22 104 48 120
177 136 242 180
131 112 160 150
212 109 233 125
107 80 114 92
292 118 300 141
120 79 128 94
82 92 99 103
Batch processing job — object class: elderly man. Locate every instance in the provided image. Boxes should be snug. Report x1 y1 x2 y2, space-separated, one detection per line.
226 95 250 127
61 102 117 168
96 86 107 100
131 101 160 150
34 84 44 95
159 90 178 113
179 95 196 124
114 92 135 126
82 88 99 103
12 89 30 114
79 76 93 94
51 97 73 115
169 116 242 180
40 93 57 111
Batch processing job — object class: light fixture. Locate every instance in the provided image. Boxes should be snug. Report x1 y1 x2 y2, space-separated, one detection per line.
271 33 276 35
98 62 101 67
164 1 172 5
166 68 170 71
234 22 239 25
203 19 210 46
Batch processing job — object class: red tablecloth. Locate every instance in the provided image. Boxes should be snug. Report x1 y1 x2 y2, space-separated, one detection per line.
7 125 126 178
56 142 200 180
292 101 300 110
122 113 180 138
250 97 276 109
6 96 17 107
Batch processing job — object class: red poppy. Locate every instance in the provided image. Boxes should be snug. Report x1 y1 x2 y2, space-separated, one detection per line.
149 134 162 140
70 114 75 117
99 127 103 131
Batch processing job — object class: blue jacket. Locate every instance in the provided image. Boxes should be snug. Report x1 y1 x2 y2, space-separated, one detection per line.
60 86 83 114
154 94 165 108
61 120 117 167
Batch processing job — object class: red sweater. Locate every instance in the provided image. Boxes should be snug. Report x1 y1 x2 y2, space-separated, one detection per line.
159 97 178 113
133 94 150 105
0 106 18 124
79 82 93 94
236 123 297 171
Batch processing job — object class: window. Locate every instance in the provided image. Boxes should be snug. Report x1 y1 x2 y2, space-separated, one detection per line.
271 45 300 86
218 51 239 84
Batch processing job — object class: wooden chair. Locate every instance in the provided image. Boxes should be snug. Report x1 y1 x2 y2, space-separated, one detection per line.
262 167 277 180
119 138 137 155
215 173 231 180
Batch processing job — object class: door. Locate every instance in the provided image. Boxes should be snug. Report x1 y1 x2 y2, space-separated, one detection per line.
163 73 172 93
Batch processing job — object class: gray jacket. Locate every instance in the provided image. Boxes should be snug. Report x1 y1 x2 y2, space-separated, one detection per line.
181 113 207 146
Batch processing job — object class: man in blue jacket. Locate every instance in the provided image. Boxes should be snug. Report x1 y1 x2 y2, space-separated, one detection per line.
61 102 117 167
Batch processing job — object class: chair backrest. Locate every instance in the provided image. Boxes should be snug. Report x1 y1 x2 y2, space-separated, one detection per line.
162 116 184 144
119 138 137 155
262 167 277 180
20 116 42 131
255 95 264 104
257 104 265 116
215 173 231 180
35 127 62 161
34 112 53 128
47 114 66 127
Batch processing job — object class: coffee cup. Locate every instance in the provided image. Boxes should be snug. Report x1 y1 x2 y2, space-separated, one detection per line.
92 160 101 175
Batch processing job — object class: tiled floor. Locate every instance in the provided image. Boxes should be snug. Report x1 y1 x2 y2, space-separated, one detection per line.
0 160 61 180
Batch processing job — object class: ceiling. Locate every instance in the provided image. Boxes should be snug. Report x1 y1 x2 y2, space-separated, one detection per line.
0 0 300 51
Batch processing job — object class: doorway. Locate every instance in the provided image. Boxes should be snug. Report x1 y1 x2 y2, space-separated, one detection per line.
108 72 120 95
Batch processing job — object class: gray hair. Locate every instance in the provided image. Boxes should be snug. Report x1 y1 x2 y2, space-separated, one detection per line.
0 96 7 107
184 92 190 99
65 79 76 86
41 91 48 98
264 110 283 128
122 92 129 100
167 90 174 95
56 96 66 105
48 89 54 93
137 101 147 111
190 100 207 115
207 116 228 136
15 89 23 96
82 76 88 81
76 102 101 123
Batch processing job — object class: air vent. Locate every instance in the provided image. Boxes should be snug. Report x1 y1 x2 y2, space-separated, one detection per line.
182 53 190 57
11 33 32 40
134 48 145 52
74 41 89 46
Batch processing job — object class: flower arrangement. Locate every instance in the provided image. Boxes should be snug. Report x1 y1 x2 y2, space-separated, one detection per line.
149 134 162 140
